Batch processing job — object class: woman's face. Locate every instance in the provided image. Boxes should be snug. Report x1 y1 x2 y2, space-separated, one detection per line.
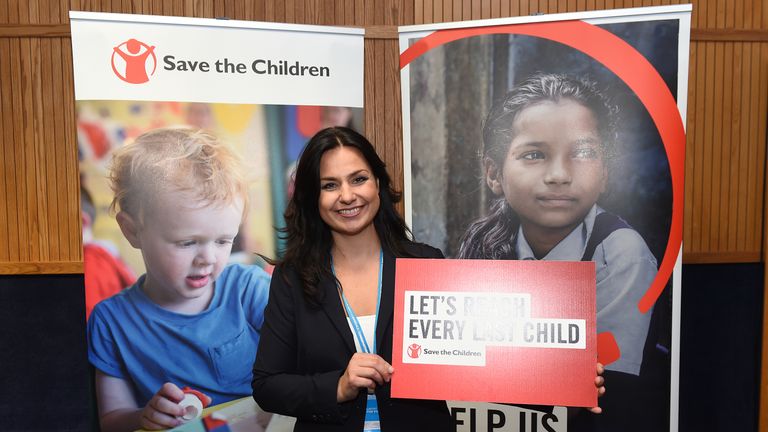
486 99 607 238
318 145 380 239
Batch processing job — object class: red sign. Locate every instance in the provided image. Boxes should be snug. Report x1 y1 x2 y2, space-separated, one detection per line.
392 259 597 407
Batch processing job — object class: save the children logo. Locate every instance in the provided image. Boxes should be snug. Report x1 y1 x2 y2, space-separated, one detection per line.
109 39 333 83
407 343 422 359
111 38 157 84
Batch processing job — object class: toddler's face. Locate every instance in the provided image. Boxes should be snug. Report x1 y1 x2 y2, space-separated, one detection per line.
487 99 606 239
134 190 243 313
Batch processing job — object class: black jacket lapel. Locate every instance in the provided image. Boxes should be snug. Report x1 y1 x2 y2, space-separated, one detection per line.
376 250 395 355
319 274 356 354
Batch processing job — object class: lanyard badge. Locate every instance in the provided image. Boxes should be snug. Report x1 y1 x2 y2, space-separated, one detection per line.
333 249 384 432
364 394 381 431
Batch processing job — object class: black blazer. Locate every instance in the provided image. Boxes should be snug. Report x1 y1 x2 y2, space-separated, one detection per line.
252 242 453 431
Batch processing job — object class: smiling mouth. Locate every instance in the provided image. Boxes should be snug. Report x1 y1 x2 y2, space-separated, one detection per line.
337 206 362 217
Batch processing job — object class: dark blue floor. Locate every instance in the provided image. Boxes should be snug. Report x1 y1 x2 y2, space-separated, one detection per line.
0 274 91 431
0 263 762 431
679 263 762 432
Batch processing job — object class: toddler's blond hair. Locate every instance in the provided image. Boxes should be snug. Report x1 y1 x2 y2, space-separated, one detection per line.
108 127 249 223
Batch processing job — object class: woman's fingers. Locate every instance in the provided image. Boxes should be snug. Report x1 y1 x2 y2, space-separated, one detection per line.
594 375 605 388
345 357 391 389
587 362 606 414
349 353 393 384
338 353 394 401
594 362 606 397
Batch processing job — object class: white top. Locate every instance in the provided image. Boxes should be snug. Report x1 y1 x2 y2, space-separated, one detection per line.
347 315 376 353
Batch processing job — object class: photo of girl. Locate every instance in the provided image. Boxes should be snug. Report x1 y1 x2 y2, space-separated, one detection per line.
457 73 657 378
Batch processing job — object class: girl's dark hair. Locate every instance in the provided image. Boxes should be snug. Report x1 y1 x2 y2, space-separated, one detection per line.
276 127 413 306
458 73 617 259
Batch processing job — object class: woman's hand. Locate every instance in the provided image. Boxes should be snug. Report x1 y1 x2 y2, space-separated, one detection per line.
588 362 607 414
336 353 394 402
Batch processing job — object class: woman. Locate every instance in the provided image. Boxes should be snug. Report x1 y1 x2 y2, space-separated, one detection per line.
252 127 604 431
252 127 453 431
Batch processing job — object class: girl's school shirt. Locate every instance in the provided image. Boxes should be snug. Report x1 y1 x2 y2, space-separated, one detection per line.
514 205 657 376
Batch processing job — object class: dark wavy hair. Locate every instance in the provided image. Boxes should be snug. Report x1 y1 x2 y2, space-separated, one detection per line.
458 73 618 259
275 127 413 306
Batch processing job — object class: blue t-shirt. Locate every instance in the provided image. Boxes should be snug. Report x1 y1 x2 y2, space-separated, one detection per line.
88 264 270 406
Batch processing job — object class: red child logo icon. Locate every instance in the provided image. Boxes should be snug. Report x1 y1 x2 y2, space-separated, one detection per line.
111 38 157 84
407 343 422 359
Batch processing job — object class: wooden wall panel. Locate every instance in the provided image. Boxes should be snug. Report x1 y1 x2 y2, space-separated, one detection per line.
0 42 13 263
0 1 765 270
684 0 768 262
0 31 83 273
684 36 768 263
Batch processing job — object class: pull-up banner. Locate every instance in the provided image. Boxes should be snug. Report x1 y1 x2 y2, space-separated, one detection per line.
399 4 690 432
70 12 363 107
71 12 363 432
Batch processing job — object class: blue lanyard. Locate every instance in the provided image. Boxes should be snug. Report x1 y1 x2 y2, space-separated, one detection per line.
331 249 383 354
